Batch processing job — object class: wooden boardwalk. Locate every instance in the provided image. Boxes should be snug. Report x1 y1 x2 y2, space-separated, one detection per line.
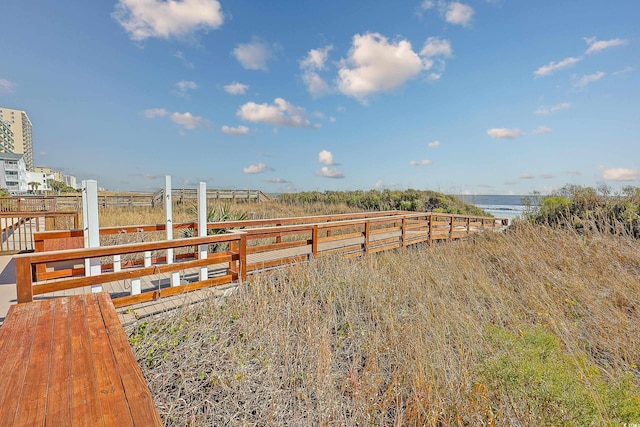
13 212 507 320
0 292 162 426
0 211 505 425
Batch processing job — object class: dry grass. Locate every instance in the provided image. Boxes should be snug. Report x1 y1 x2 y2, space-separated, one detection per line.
95 201 360 228
129 223 640 425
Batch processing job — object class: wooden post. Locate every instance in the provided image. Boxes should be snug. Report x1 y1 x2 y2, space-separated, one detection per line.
15 255 33 303
466 217 471 236
239 232 247 282
82 180 102 293
311 225 318 257
449 215 454 241
165 176 180 286
364 221 370 255
401 216 406 252
198 182 208 281
428 214 433 247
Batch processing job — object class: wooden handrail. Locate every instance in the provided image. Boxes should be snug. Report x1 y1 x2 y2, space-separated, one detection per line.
17 212 506 307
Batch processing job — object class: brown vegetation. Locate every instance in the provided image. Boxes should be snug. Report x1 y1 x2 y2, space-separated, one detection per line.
130 223 640 425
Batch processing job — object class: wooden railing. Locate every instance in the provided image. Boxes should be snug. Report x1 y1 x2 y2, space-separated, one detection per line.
15 212 506 307
48 189 272 210
0 197 57 212
0 211 80 253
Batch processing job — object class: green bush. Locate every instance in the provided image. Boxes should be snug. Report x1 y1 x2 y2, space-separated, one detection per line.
480 325 640 425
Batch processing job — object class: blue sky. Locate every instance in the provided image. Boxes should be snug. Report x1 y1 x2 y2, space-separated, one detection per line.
1 0 638 194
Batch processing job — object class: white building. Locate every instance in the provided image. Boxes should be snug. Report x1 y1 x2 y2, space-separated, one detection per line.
0 108 33 171
63 174 77 189
27 170 54 194
0 152 28 194
0 116 15 154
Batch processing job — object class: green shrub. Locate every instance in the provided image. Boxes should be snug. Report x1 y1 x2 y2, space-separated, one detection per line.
480 325 640 425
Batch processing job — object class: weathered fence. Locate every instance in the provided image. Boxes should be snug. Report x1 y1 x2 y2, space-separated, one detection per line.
0 190 272 212
0 212 80 253
15 211 506 307
0 197 57 212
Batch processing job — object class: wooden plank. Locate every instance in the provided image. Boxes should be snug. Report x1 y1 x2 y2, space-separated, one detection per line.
69 295 104 425
85 294 135 425
33 253 235 296
318 244 363 257
246 239 308 254
317 231 363 244
247 255 308 271
97 293 163 426
0 303 40 422
44 298 74 425
369 242 402 253
370 226 400 235
13 299 55 427
112 274 234 307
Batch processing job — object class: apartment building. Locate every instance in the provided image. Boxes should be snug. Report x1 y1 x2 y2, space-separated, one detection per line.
0 107 33 171
0 152 28 194
0 116 15 153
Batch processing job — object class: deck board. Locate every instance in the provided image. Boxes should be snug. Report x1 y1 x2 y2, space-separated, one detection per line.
0 293 162 426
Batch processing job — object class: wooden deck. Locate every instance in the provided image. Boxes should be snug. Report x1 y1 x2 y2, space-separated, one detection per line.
0 292 162 426
0 211 506 425
14 212 507 321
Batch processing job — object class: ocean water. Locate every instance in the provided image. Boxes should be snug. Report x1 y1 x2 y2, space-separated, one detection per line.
456 194 542 222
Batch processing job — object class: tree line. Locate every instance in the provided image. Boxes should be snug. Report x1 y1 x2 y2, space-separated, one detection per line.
277 189 487 216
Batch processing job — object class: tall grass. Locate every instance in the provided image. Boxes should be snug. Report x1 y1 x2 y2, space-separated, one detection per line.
130 223 640 425
94 201 362 228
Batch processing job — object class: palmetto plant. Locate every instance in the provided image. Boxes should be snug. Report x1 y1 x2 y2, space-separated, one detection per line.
182 203 248 252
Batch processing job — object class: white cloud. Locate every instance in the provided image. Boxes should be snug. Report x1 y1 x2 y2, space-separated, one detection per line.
374 180 398 189
534 56 581 78
221 125 249 135
573 71 605 88
173 80 198 96
174 51 194 68
601 167 638 181
584 37 628 55
300 45 333 71
520 173 534 179
533 126 552 135
445 2 474 26
300 46 333 97
0 78 16 93
613 66 635 76
337 33 429 101
420 0 435 10
487 128 525 139
143 108 168 118
410 159 432 166
170 111 208 129
420 37 452 58
318 150 338 166
243 163 270 174
302 72 331 98
535 102 571 115
237 98 315 128
224 82 249 95
428 140 441 147
176 80 197 91
113 0 224 41
233 39 276 71
265 177 289 183
316 166 345 179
